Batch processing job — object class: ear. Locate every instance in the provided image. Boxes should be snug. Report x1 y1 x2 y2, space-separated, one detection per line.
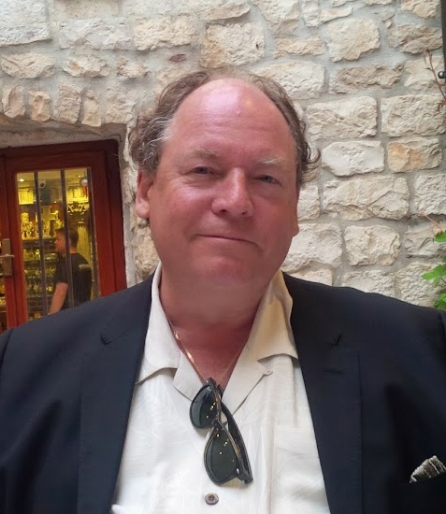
135 171 154 220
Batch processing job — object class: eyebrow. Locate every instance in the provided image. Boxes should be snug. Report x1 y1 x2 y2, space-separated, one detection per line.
256 157 288 169
182 148 220 161
184 148 288 169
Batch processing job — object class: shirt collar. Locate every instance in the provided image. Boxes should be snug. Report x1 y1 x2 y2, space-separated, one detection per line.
136 264 297 386
136 263 180 385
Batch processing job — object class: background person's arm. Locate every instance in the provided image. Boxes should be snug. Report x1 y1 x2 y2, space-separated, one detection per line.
49 282 68 314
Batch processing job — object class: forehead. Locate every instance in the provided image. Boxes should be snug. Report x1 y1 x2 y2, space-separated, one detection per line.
174 78 283 124
166 78 295 159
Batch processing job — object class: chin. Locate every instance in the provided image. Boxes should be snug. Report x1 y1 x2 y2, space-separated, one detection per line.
200 260 267 290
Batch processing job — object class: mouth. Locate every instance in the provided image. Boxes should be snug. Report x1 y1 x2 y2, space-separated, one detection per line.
200 234 254 245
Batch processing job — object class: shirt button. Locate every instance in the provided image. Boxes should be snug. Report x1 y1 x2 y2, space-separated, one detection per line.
205 493 219 505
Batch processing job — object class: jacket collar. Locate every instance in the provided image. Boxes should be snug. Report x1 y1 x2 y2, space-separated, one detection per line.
284 274 362 514
78 277 153 514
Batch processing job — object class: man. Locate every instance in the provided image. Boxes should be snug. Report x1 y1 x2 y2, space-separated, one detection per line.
1 70 446 514
49 227 92 313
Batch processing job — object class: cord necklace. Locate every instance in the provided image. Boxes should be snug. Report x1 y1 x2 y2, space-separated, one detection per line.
170 323 246 388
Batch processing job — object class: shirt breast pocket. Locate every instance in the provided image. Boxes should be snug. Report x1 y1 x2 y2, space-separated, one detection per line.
272 425 329 512
396 473 446 514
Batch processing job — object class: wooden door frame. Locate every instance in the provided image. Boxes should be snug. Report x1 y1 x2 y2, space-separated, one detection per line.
0 155 19 327
0 140 126 326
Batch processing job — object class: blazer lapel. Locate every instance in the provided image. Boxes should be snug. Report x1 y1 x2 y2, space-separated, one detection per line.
285 275 362 514
78 279 153 514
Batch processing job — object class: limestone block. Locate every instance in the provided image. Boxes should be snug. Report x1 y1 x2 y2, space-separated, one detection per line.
388 25 442 54
256 61 324 100
63 55 109 78
381 95 445 137
0 0 46 25
0 25 50 47
82 90 101 128
404 223 444 257
124 0 250 21
2 86 26 118
387 138 441 173
121 0 175 17
342 270 396 297
282 223 342 272
331 0 355 5
59 19 132 50
307 97 377 140
51 0 119 20
252 0 299 33
290 268 333 286
300 0 319 27
54 85 82 125
200 23 264 68
1 53 55 79
120 163 138 206
154 64 198 97
131 221 159 280
320 7 352 23
104 89 135 125
414 174 446 215
298 183 320 220
344 225 401 266
323 176 409 220
379 11 395 28
405 56 443 91
116 58 149 79
401 0 439 18
28 91 51 122
330 65 403 94
133 16 197 51
396 262 439 307
326 19 380 62
176 0 250 21
0 109 14 125
275 37 324 57
363 0 392 4
322 141 384 176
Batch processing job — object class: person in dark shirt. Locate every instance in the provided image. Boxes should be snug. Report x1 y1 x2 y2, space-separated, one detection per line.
49 227 92 313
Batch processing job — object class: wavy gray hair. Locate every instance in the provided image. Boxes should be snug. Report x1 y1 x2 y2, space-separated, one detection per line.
129 70 319 186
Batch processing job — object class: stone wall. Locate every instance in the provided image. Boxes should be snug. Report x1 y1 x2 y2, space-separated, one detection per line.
0 0 445 305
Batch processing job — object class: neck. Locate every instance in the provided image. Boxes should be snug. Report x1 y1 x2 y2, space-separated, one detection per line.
160 270 270 388
159 270 268 330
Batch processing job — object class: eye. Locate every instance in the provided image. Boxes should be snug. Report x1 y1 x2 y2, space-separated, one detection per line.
258 174 279 184
193 166 212 175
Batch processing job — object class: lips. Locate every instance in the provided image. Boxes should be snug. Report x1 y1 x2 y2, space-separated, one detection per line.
199 234 254 245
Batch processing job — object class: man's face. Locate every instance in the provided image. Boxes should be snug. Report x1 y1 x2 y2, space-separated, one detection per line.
136 79 299 292
54 233 67 256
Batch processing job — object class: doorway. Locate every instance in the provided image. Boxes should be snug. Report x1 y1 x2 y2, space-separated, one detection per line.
0 140 126 330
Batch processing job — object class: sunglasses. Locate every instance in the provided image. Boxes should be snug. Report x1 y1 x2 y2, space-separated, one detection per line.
190 378 253 485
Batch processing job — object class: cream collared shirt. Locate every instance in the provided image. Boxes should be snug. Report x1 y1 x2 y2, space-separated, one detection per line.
112 265 330 514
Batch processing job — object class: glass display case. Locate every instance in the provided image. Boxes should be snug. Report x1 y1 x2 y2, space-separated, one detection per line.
17 168 99 320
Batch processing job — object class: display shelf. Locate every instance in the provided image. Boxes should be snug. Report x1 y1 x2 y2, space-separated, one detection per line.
22 237 57 320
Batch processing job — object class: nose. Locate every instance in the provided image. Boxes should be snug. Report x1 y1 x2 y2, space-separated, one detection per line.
212 170 254 217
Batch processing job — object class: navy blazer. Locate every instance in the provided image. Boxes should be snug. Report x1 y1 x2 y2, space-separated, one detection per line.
1 274 446 514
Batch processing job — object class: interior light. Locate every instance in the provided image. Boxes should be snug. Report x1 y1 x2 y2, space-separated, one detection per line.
19 178 25 182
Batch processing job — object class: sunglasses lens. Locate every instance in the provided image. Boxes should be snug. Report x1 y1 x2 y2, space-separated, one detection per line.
190 386 219 428
205 426 238 484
